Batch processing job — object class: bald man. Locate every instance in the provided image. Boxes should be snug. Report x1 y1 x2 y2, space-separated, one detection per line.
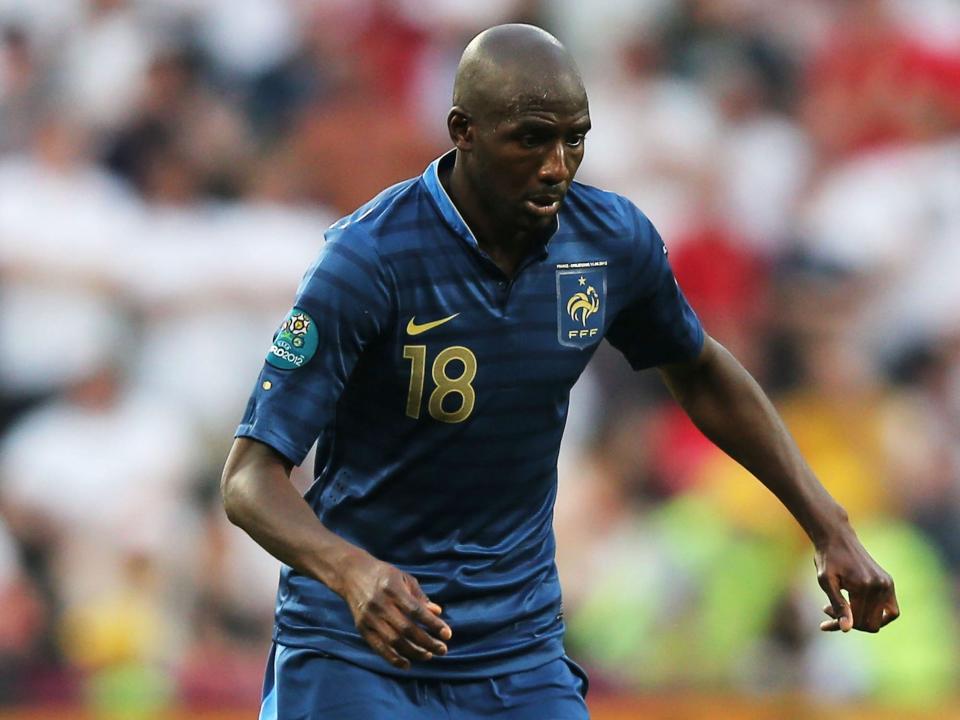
222 24 898 719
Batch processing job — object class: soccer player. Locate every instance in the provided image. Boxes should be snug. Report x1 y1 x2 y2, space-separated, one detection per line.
221 24 899 719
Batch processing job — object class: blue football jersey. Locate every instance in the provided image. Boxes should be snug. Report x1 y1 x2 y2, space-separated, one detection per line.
236 150 704 679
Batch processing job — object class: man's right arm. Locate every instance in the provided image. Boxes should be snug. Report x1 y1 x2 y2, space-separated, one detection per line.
221 437 359 594
221 436 452 669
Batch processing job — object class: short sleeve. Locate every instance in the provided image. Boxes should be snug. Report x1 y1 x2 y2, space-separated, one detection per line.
605 203 704 370
235 224 392 465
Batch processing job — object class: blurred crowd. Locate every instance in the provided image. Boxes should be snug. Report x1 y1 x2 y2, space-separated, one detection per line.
0 0 957 714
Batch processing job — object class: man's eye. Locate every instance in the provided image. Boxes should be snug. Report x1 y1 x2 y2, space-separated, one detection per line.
567 134 585 147
521 134 544 148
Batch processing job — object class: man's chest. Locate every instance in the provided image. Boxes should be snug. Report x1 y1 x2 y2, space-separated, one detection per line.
353 243 628 425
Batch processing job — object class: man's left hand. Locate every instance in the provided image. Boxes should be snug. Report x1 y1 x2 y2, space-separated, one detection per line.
815 530 900 633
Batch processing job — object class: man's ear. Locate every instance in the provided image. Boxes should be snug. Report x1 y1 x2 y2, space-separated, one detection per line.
447 107 473 150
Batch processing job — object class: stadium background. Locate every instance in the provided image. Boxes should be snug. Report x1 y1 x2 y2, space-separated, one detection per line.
0 0 958 718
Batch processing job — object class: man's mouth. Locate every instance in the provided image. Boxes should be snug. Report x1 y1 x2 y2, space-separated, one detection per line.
524 194 563 217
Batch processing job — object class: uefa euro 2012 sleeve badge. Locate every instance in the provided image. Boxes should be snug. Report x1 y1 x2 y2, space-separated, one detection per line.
266 308 319 370
557 264 606 348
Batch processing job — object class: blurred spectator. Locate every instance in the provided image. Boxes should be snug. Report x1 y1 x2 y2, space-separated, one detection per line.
800 0 960 161
0 26 46 153
669 220 770 374
577 32 722 240
0 117 140 403
704 46 812 254
695 266 901 533
556 411 798 690
125 168 331 433
0 358 201 706
0 517 54 704
104 48 253 199
290 84 442 214
60 551 174 719
0 363 201 590
194 0 298 81
56 0 155 131
887 333 960 575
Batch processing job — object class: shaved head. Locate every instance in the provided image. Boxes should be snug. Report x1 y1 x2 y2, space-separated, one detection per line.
453 24 587 124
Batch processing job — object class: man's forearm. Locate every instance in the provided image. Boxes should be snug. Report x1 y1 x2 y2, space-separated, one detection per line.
221 438 369 596
659 336 850 546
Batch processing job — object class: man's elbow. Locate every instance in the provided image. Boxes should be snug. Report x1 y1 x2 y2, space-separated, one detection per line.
220 437 291 526
220 467 246 526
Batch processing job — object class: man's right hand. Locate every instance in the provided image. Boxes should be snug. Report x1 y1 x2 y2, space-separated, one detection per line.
222 439 451 670
338 551 453 670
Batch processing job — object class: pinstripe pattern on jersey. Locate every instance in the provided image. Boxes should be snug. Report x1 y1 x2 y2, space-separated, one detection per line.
236 150 704 680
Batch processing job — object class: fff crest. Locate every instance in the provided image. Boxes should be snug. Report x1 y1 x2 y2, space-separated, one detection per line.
557 265 606 348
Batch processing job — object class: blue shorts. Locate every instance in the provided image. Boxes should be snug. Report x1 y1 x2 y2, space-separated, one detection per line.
258 642 590 719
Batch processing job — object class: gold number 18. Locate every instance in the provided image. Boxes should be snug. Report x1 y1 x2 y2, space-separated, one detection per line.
403 345 477 423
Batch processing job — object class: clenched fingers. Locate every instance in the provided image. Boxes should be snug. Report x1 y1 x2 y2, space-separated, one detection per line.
358 614 438 669
817 573 853 632
879 598 900 628
820 594 900 633
397 595 452 644
851 588 884 633
383 604 449 658
403 576 453 642
361 620 413 670
850 573 899 633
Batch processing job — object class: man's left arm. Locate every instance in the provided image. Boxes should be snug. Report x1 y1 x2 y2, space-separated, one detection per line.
658 334 900 634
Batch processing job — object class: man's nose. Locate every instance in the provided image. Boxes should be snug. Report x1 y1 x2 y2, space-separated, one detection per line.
538 141 570 185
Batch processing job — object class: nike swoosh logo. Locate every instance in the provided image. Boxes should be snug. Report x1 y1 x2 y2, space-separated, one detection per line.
406 313 459 335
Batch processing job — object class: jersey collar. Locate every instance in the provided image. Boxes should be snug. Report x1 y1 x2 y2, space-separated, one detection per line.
421 150 559 255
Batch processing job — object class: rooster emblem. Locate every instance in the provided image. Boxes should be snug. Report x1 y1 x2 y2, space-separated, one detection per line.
566 286 600 326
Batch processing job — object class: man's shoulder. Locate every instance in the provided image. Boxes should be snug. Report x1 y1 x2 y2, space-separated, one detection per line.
564 180 652 237
326 176 429 248
299 174 434 294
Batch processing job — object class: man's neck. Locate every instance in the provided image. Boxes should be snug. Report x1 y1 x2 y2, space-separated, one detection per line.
442 157 539 279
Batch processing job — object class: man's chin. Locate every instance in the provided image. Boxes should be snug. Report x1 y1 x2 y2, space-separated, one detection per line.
512 216 551 235
517 203 561 230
